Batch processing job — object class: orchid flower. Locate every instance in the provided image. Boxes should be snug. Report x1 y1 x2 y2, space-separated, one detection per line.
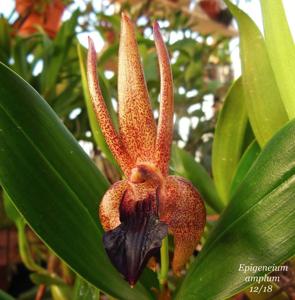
87 13 206 286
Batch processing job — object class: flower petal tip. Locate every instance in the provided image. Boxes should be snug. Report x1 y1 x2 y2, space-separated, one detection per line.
88 36 96 52
87 37 96 62
153 22 163 42
160 176 206 272
121 11 131 23
153 21 160 33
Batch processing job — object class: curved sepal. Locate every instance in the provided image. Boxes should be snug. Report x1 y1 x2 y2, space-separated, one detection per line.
159 176 206 273
99 180 128 231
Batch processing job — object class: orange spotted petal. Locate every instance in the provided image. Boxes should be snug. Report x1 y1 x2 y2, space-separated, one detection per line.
153 22 174 176
87 38 134 176
159 176 206 273
99 180 129 231
118 13 157 163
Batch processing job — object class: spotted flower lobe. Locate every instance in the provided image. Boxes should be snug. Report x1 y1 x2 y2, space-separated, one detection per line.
88 38 133 176
159 176 206 273
153 22 174 176
87 13 206 286
118 13 157 164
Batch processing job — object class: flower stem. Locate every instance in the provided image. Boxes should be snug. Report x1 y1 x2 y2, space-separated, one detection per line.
158 236 169 288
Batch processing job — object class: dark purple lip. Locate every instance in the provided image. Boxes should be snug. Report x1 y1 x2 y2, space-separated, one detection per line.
103 196 168 286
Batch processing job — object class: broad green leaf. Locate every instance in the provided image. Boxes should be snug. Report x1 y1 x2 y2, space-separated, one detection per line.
0 63 150 300
260 0 295 119
212 78 247 204
230 140 260 197
171 145 223 213
77 43 118 168
176 118 295 300
226 0 288 147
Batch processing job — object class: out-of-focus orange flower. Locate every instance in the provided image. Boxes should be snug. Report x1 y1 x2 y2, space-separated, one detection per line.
199 0 233 26
14 0 65 38
87 13 206 286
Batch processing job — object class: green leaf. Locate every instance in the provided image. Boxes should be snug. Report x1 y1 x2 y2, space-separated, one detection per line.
12 38 31 82
260 0 295 119
140 268 160 292
226 0 288 147
176 118 295 300
50 285 72 300
77 43 118 168
4 193 45 273
212 78 248 203
0 290 15 300
143 51 159 82
50 80 80 118
41 11 79 95
97 43 119 68
184 62 201 83
171 145 223 213
0 16 11 63
3 191 22 224
0 63 150 300
73 277 100 300
230 140 260 197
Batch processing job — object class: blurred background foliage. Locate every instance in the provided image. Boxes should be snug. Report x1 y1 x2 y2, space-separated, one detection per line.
3 0 294 300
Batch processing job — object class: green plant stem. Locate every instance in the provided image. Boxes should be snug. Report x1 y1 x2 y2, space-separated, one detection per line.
16 220 45 274
158 237 169 289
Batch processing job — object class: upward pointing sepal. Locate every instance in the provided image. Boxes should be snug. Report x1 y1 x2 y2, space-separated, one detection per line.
118 13 157 164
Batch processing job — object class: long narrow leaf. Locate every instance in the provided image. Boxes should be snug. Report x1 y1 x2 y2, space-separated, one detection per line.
230 140 260 197
212 78 247 203
260 0 295 119
226 0 288 147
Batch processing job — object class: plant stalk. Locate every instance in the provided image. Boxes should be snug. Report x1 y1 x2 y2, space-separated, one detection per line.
158 236 169 289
